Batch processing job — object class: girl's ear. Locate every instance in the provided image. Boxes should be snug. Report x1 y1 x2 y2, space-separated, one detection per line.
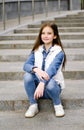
54 35 57 39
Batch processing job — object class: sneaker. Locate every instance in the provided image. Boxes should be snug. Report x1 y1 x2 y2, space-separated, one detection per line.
54 104 65 117
25 104 39 118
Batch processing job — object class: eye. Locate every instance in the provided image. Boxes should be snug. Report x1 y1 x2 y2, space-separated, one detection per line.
41 32 45 34
47 32 52 34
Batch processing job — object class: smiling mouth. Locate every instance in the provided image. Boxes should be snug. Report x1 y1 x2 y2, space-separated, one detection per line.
43 39 49 40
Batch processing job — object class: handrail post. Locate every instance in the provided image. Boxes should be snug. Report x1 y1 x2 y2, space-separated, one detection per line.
2 0 5 30
70 0 73 10
45 0 48 17
18 0 21 25
32 0 35 20
58 0 61 13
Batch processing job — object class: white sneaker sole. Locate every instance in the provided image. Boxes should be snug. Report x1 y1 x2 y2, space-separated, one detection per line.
25 110 39 118
55 113 65 117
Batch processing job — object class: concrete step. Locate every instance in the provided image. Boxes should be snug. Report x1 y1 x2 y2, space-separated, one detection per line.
0 49 30 62
0 32 84 40
28 23 84 28
0 80 84 111
66 12 84 17
0 109 84 130
78 11 84 15
66 15 84 18
0 61 84 80
65 48 84 61
0 40 84 49
0 33 38 41
42 20 84 24
0 40 34 49
0 48 84 62
55 19 84 22
14 28 40 33
61 40 84 48
14 27 84 34
59 27 84 32
55 17 84 21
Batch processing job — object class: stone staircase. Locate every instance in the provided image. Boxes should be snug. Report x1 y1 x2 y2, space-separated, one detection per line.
0 11 84 112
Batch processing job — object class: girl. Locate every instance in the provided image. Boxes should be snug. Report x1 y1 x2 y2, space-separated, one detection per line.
23 22 66 118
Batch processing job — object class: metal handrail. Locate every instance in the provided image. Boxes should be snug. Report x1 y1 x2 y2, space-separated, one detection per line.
58 0 61 12
45 0 48 17
18 0 21 25
32 0 35 20
70 0 73 10
2 0 5 30
1 0 74 30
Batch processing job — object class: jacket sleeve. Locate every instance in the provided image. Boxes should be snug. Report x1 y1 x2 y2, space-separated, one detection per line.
41 51 64 84
23 51 35 73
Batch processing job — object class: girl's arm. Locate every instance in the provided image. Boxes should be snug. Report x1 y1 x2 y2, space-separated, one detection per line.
23 51 35 73
46 51 64 77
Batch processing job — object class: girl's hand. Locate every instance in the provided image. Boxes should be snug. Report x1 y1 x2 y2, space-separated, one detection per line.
33 67 49 80
34 82 45 99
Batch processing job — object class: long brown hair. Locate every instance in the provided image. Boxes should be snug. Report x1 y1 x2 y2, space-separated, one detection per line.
32 22 66 68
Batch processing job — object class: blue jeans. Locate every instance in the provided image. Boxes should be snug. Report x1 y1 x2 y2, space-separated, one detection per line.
24 72 62 105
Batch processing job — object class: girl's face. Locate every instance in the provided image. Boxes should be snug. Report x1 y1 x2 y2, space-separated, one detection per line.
41 26 56 45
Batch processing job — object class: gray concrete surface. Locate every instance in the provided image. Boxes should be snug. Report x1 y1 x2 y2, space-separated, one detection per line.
0 32 84 40
0 61 84 80
0 40 84 49
0 109 84 130
14 27 84 33
0 48 84 62
0 61 84 72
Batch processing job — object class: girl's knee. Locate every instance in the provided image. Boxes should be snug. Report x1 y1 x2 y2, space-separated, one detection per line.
24 73 33 82
46 79 56 90
46 80 61 94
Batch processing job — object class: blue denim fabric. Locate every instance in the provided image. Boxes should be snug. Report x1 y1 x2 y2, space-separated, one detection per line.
42 46 51 70
24 72 61 105
23 51 35 73
23 50 64 85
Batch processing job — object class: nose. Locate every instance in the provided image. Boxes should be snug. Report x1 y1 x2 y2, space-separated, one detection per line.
44 33 48 37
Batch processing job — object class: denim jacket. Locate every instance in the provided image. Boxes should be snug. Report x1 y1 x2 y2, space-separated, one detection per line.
23 45 65 89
